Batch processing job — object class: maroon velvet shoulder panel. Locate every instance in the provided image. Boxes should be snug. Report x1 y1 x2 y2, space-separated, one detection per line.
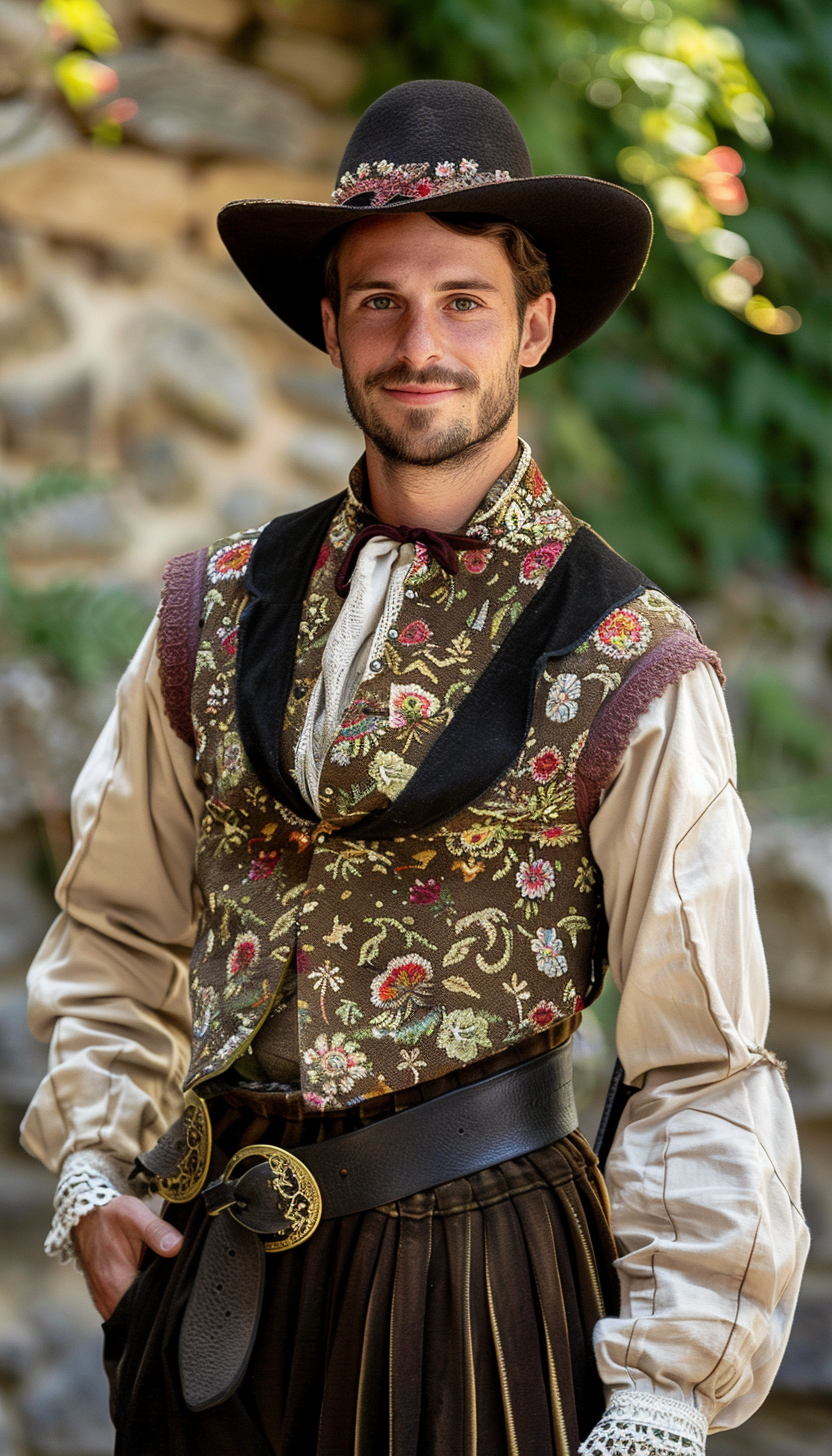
157 547 209 748
574 629 724 831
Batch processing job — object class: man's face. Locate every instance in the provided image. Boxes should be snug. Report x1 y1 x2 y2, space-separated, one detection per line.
320 214 552 468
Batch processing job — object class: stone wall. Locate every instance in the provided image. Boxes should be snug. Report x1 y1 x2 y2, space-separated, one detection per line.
0 0 830 1448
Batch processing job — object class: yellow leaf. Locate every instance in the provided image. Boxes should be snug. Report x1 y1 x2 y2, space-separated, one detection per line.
53 52 118 109
442 937 476 967
41 0 119 51
442 976 480 998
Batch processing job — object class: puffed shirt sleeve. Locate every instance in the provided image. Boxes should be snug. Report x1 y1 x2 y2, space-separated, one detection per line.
588 660 809 1433
20 614 202 1177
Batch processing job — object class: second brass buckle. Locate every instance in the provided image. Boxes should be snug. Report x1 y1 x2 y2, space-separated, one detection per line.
209 1143 323 1254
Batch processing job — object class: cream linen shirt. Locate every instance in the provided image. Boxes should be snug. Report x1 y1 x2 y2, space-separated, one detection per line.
21 615 808 1443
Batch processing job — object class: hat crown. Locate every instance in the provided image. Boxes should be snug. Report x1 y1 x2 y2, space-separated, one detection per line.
336 80 533 191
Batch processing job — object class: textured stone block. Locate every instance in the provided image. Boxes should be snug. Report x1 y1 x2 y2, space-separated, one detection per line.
287 425 361 483
115 48 314 162
19 1326 113 1456
0 990 48 1105
775 1271 832 1394
140 0 247 40
127 308 257 438
0 146 191 248
256 29 363 108
766 1006 832 1121
0 293 68 367
0 98 76 171
0 370 92 461
794 1127 832 1267
123 432 198 505
0 1 45 95
750 820 832 1009
252 0 381 43
277 370 352 423
8 492 125 559
194 160 333 259
709 1394 832 1455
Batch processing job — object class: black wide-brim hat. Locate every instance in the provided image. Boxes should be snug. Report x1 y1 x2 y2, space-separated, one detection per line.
218 79 653 372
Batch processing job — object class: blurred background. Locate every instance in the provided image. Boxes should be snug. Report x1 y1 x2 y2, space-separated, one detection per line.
0 0 830 1449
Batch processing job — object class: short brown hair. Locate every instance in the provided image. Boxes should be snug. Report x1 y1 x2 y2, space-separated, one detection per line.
323 213 552 328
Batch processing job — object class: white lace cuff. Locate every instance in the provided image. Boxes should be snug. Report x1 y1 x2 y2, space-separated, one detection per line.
578 1390 709 1455
45 1150 137 1265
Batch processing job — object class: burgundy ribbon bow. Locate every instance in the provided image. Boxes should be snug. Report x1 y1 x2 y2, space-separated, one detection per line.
334 522 487 598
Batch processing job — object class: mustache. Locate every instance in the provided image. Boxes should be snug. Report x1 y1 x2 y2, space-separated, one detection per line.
362 363 480 393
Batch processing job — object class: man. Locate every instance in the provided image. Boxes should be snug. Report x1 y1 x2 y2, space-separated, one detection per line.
22 80 807 1456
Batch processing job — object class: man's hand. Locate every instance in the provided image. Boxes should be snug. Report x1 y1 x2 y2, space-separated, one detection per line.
72 1194 183 1320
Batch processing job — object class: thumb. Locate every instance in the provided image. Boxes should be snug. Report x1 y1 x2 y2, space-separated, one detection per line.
126 1200 183 1257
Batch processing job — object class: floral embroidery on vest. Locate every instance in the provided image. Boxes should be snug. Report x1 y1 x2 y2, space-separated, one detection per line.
184 456 700 1104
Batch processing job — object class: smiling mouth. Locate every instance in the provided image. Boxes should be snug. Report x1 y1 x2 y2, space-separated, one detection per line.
382 386 463 405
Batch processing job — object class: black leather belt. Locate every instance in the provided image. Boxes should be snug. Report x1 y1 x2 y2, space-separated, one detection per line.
178 1042 577 1411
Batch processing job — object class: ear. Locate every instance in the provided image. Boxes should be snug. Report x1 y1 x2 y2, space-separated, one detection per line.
321 297 342 369
519 292 556 370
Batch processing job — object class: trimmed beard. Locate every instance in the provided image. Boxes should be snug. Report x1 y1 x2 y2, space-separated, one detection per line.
341 353 520 468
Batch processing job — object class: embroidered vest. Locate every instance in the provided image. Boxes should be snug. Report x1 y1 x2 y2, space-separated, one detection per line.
162 458 718 1109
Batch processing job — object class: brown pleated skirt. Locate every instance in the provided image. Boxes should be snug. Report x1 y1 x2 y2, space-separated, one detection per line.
105 1091 618 1456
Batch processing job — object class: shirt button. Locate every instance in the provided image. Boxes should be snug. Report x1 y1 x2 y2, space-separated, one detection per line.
405 589 416 599
370 658 383 672
293 683 306 699
387 628 398 640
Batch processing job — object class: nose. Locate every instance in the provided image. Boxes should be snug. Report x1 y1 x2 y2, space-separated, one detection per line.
394 301 442 370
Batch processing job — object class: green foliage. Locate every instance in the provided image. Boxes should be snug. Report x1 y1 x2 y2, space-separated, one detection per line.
0 471 149 683
363 0 832 597
733 666 832 815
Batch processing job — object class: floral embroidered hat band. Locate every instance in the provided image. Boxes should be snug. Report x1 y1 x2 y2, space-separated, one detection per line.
217 79 654 371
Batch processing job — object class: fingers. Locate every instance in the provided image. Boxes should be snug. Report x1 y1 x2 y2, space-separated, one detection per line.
71 1196 184 1321
118 1198 183 1256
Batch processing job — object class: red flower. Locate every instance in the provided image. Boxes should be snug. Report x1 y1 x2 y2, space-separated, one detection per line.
370 954 433 1007
529 464 549 499
463 547 492 574
532 749 562 784
520 541 563 586
416 180 432 196
314 541 331 575
227 933 259 976
220 626 238 656
207 540 253 582
399 619 432 646
410 878 442 904
528 1000 558 1030
249 849 280 881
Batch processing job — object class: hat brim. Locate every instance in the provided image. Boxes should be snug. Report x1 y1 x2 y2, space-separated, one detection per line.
217 175 653 372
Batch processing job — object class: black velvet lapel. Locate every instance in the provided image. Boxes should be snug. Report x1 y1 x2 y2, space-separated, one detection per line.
352 526 651 839
237 510 650 838
236 493 345 820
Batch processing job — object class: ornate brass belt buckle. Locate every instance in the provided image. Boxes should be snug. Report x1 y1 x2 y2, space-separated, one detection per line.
220 1144 323 1253
154 1089 212 1204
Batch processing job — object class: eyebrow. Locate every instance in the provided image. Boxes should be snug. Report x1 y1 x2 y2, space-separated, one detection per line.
345 278 500 294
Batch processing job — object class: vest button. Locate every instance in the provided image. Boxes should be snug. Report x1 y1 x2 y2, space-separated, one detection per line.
387 628 398 640
369 659 383 672
322 787 334 797
405 589 416 599
293 683 306 699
